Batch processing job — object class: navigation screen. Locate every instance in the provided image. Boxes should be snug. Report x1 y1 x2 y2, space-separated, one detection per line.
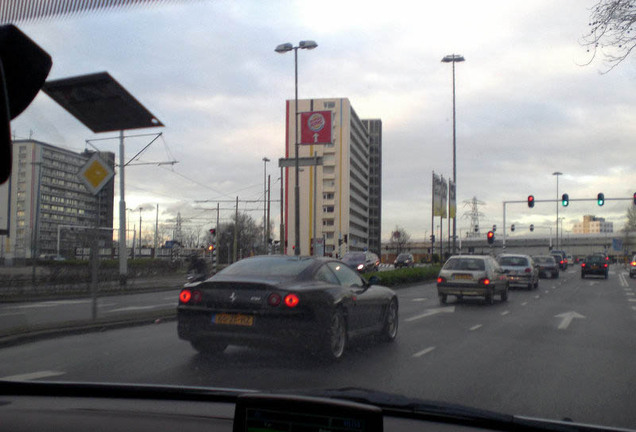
234 394 382 432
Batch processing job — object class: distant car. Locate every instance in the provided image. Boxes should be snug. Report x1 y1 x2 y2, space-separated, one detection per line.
630 255 636 278
550 251 568 270
177 255 398 360
341 251 380 273
533 255 559 279
581 255 609 279
497 254 539 289
394 253 415 268
436 255 509 305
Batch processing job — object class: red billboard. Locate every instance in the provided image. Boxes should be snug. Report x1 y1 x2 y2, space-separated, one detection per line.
300 111 332 145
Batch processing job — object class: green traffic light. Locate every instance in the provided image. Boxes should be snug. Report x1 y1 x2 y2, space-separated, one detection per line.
597 193 605 206
562 193 569 207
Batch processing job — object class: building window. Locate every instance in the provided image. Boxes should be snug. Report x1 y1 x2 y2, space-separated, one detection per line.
323 206 334 213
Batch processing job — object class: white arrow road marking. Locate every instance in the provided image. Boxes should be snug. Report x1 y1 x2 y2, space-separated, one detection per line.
405 306 455 322
555 311 586 330
1 371 66 381
413 347 436 358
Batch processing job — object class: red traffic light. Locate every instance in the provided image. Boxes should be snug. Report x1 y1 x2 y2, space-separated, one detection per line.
209 228 216 236
487 231 495 244
527 195 535 208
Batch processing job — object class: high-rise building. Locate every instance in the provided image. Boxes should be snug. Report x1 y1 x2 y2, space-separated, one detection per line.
2 140 115 261
283 98 381 257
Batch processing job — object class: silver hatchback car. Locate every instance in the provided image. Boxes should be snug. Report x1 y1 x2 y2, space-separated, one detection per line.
437 255 509 305
497 254 539 289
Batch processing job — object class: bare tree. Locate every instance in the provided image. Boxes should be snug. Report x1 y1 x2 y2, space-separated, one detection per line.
389 226 411 255
583 0 636 72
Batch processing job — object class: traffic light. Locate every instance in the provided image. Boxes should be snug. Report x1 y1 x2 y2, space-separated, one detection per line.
487 231 494 244
529 224 534 232
430 234 435 242
492 224 497 232
527 195 534 208
510 224 515 232
207 245 214 251
561 193 569 207
209 228 216 236
597 193 605 206
633 192 636 205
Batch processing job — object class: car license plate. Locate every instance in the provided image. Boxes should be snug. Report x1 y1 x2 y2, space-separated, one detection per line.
212 313 254 326
454 274 472 280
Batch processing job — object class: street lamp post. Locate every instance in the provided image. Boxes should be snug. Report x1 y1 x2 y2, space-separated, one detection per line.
138 206 143 257
276 40 318 256
442 54 465 255
262 157 270 254
553 172 562 250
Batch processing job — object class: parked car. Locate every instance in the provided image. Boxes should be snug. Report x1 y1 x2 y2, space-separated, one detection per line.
436 255 509 305
394 253 415 268
178 255 398 360
341 251 380 273
630 255 636 278
550 250 568 270
580 255 609 279
533 255 559 279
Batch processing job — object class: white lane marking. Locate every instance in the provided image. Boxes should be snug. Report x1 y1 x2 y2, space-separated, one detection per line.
469 324 482 331
632 306 636 311
626 293 635 296
0 312 25 318
413 347 436 358
405 306 455 322
501 311 510 316
544 290 550 294
411 298 428 302
618 273 628 287
534 295 540 299
1 370 66 381
521 302 528 306
628 299 636 302
555 311 586 330
13 300 91 309
104 303 175 313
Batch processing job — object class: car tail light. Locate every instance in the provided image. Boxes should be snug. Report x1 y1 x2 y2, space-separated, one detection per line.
268 293 282 307
631 261 636 267
191 290 202 304
437 276 446 284
479 278 491 285
581 263 586 268
560 260 564 265
284 293 299 308
604 263 608 268
525 267 532 273
179 289 192 303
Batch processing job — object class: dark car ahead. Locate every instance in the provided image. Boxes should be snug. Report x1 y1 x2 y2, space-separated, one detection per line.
533 255 559 279
178 255 398 360
436 255 509 305
394 253 415 268
581 255 609 279
550 250 568 270
341 251 380 273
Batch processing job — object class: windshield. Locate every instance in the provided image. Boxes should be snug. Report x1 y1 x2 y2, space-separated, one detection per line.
1 1 636 430
534 256 556 264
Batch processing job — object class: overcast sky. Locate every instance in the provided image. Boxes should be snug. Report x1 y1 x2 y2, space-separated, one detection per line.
10 0 636 242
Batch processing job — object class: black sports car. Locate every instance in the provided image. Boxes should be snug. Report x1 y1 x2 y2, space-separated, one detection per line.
178 255 398 360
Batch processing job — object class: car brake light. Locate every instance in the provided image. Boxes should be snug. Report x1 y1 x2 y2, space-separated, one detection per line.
437 276 445 284
179 289 192 303
525 267 532 273
631 261 636 267
560 260 564 265
268 293 282 307
604 263 608 268
284 293 299 308
480 278 491 285
581 263 586 268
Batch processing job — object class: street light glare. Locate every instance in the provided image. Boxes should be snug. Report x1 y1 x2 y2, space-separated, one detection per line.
275 43 293 53
441 54 465 63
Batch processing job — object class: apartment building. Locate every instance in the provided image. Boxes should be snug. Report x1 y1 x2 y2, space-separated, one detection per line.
2 140 115 261
572 215 614 234
283 98 381 257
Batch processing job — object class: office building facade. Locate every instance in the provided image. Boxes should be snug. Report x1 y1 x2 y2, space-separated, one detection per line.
2 140 115 261
283 98 381 257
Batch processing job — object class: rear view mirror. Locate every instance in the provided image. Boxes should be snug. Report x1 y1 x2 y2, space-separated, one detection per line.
0 24 52 184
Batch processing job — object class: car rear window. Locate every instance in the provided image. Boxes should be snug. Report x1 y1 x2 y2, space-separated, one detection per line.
534 256 555 264
499 256 529 266
218 257 314 278
443 258 486 271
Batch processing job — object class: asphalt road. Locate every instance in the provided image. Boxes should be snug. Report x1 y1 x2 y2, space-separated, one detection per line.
1 266 635 429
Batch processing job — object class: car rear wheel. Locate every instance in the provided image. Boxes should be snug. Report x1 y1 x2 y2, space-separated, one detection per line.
190 340 227 356
380 299 398 342
322 308 347 360
485 289 494 305
581 272 585 279
501 285 509 302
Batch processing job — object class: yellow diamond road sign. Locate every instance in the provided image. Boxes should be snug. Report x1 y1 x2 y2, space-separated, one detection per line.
79 153 114 195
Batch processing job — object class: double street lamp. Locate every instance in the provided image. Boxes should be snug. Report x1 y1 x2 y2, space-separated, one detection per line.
441 54 465 255
276 40 318 256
